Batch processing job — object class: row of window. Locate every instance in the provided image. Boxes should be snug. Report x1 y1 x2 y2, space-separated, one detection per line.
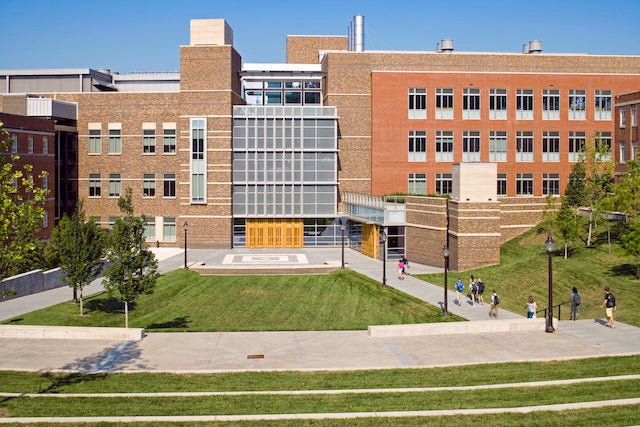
10 134 49 155
243 79 322 106
406 130 611 162
88 126 177 155
91 216 178 242
408 88 612 120
407 172 561 196
88 173 176 198
619 104 639 128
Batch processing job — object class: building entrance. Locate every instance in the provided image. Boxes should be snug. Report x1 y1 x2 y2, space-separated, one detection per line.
245 219 303 248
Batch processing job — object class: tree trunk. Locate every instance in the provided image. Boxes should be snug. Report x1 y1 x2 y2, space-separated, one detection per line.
79 290 84 316
124 301 129 328
587 210 594 247
73 287 78 303
564 243 568 260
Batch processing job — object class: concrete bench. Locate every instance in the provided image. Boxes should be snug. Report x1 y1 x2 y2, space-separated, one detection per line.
368 318 557 337
0 325 145 341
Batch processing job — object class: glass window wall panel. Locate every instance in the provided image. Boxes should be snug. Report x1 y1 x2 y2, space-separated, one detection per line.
435 130 454 162
569 89 587 120
304 92 321 105
435 88 454 119
568 131 586 162
542 89 560 120
435 173 453 195
489 131 507 162
163 128 176 154
408 88 427 119
462 130 481 162
408 130 426 162
143 173 156 197
462 88 481 119
542 131 560 162
516 173 534 195
497 173 507 196
163 217 176 242
89 129 101 154
108 129 122 154
542 173 560 195
595 131 612 161
516 89 534 120
285 81 302 89
516 131 534 162
408 173 427 194
266 81 282 89
594 90 612 120
489 89 507 120
265 91 282 104
284 91 302 105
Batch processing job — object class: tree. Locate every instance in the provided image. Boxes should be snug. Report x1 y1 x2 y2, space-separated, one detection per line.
0 121 48 279
102 188 158 327
611 160 640 275
56 202 105 315
542 196 582 259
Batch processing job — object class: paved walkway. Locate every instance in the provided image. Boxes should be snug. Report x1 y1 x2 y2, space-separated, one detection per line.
0 247 639 374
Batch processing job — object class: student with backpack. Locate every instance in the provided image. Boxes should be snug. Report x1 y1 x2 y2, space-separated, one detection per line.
570 287 581 320
490 290 500 318
476 278 485 305
600 287 616 328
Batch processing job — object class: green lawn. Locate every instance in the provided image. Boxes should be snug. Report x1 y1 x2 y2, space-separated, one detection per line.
416 226 640 327
2 269 462 331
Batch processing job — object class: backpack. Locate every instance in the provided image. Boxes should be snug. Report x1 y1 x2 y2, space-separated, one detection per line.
608 294 616 308
574 293 581 306
493 294 499 305
477 281 485 293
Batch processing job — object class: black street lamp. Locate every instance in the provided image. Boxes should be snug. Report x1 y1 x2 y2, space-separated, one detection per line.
545 234 555 333
381 228 387 289
183 222 189 270
339 219 346 269
442 245 450 316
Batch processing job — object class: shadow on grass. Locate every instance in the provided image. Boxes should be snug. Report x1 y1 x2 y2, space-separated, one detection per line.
85 297 137 314
146 316 191 330
611 263 640 279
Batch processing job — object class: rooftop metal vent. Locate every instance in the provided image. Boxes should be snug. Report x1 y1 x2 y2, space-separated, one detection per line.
348 15 364 52
437 39 454 53
523 40 542 54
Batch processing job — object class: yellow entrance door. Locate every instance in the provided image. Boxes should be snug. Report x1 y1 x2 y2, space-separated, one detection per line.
246 219 303 248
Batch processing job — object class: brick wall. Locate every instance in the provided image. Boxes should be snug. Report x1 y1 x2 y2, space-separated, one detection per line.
286 35 348 64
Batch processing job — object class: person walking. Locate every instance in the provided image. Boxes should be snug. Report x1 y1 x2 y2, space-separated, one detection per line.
489 290 500 318
455 277 464 306
476 278 485 305
524 295 537 318
600 287 616 328
397 260 405 280
570 287 581 320
468 275 477 306
401 255 409 276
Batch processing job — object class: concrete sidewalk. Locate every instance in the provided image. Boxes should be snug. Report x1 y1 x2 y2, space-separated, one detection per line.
0 247 639 373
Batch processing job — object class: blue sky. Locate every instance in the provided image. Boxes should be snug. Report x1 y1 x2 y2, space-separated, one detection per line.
1 0 639 73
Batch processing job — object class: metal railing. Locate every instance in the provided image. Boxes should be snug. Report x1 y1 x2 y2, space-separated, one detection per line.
537 300 573 320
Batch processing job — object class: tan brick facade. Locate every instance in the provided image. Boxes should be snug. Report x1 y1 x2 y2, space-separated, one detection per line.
286 36 348 64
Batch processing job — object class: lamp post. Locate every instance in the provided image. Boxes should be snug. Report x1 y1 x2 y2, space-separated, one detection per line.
183 222 189 270
442 245 450 316
545 234 555 333
339 219 346 269
381 228 387 289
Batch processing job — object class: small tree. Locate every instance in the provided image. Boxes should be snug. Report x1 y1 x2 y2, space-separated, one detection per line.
542 195 582 259
611 160 640 275
102 188 158 327
0 121 48 279
56 202 105 315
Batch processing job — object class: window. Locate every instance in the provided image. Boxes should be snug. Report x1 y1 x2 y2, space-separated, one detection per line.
143 217 156 241
284 91 301 104
435 130 453 162
408 173 426 194
43 211 48 229
542 89 560 120
569 90 586 120
620 143 626 164
108 173 121 197
108 129 122 154
632 105 638 127
11 134 17 153
516 173 533 195
595 131 612 161
304 92 321 105
89 129 101 154
408 88 426 119
108 216 118 230
462 130 480 162
42 174 48 190
462 88 481 119
489 131 507 162
163 173 176 198
497 173 507 196
620 107 627 127
489 88 507 120
143 129 156 154
408 130 426 162
43 136 48 155
542 131 560 162
594 90 612 120
435 88 454 119
265 91 282 104
163 128 176 154
143 173 155 197
89 173 101 197
27 136 33 154
568 131 586 162
543 173 560 195
516 131 534 162
435 173 452 195
163 217 176 242
191 118 206 203
516 89 534 120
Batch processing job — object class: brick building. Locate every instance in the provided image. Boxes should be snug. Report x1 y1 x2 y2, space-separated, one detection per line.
614 90 640 177
1 16 639 270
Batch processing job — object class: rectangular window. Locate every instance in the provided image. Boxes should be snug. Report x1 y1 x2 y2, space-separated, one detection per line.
163 128 176 154
435 130 454 162
542 131 560 162
632 105 638 127
462 88 481 119
489 88 507 120
284 91 302 105
620 143 626 164
462 130 480 162
304 92 321 105
435 173 453 195
408 173 426 194
42 174 48 190
43 136 48 155
108 129 122 154
163 173 176 198
594 90 612 120
543 173 560 195
108 216 118 230
143 129 156 154
191 118 206 203
497 173 507 196
11 134 18 153
620 106 627 127
489 131 507 162
542 89 560 120
108 173 121 197
568 131 586 162
43 211 48 229
408 88 426 119
265 91 282 104
89 173 101 197
435 88 454 119
569 89 587 120
516 173 533 195
516 89 534 120
516 131 534 162
28 136 33 154
596 131 612 161
143 217 156 242
89 129 101 154
163 217 176 242
408 130 426 162
143 173 155 197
